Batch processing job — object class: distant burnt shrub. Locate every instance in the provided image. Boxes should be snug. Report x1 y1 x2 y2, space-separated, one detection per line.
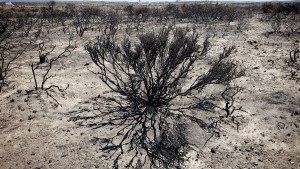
262 2 300 14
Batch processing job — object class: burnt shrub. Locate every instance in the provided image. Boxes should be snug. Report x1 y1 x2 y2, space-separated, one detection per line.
84 26 243 168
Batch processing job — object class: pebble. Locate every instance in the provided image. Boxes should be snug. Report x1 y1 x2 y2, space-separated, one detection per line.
24 98 29 102
28 115 35 120
93 105 100 110
61 154 68 157
211 148 217 154
288 159 294 164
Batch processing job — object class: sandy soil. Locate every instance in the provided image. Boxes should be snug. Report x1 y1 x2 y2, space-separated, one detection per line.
0 13 300 169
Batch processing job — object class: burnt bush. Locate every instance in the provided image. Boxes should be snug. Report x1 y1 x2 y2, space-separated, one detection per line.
263 3 300 34
263 2 300 14
179 3 251 26
0 17 33 92
65 3 76 17
103 11 122 37
84 26 243 168
262 3 278 13
125 5 151 23
287 47 300 80
73 7 100 37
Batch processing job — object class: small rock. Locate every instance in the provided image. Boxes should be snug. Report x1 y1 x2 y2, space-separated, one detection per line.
24 98 29 102
269 139 275 143
211 148 217 154
61 154 68 157
28 115 35 120
255 151 262 156
18 105 25 111
288 159 295 164
267 59 274 63
93 105 100 110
